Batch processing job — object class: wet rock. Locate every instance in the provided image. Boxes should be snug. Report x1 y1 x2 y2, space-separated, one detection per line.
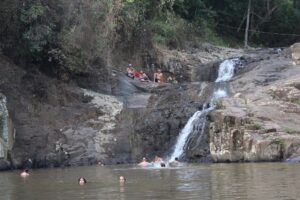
285 155 300 163
115 81 214 162
0 160 10 170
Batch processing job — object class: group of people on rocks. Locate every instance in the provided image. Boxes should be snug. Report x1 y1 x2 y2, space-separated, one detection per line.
126 64 150 82
126 64 178 84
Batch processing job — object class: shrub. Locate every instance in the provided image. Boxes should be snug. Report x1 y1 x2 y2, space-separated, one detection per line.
272 138 285 146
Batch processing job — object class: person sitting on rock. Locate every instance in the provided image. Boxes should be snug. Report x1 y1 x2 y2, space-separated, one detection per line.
138 157 150 167
156 69 164 83
20 169 30 178
78 177 87 185
126 64 135 79
172 76 178 84
134 70 142 79
139 71 150 82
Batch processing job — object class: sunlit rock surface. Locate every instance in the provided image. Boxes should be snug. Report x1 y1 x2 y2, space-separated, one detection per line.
209 46 300 162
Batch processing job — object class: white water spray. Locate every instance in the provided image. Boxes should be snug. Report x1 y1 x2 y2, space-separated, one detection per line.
215 58 240 82
169 110 204 162
168 58 241 161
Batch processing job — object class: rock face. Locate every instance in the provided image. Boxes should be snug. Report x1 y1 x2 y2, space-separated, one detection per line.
0 50 218 168
291 43 300 65
209 47 300 162
210 110 300 162
0 93 15 170
115 81 213 162
2 42 300 169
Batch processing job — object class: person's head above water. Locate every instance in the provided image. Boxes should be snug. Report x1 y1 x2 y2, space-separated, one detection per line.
20 169 30 177
119 176 126 183
78 177 87 185
175 157 179 161
160 162 166 167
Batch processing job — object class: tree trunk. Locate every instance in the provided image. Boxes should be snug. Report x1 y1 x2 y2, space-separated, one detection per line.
245 0 251 48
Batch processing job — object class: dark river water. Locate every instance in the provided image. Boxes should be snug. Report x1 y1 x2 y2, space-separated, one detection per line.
0 163 299 200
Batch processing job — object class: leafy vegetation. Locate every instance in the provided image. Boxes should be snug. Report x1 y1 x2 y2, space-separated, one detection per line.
246 123 263 130
212 99 223 110
272 138 285 146
0 0 300 74
293 99 300 106
284 127 299 134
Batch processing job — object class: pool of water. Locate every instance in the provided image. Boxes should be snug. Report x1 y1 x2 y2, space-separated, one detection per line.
0 163 299 200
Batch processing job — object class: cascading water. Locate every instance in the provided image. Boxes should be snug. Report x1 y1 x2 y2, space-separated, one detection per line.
215 58 240 82
168 58 242 162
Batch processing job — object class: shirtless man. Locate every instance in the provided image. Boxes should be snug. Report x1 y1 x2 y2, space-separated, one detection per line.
169 157 180 167
154 155 163 162
20 169 29 178
138 157 150 167
156 69 164 83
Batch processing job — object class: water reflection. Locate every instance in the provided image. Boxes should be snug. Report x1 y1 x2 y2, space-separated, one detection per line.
0 163 299 200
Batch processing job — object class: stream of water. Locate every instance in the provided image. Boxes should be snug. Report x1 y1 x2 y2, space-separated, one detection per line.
1 163 299 200
169 58 241 161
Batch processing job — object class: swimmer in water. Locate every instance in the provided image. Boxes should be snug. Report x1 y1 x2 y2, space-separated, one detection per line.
169 157 180 167
20 169 29 177
78 177 87 185
138 157 150 167
119 175 126 186
154 155 163 162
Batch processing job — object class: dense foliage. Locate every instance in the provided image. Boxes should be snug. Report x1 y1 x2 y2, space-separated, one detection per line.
0 0 299 74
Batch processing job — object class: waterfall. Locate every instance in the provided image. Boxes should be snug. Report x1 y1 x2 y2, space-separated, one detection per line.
215 58 240 83
168 58 241 161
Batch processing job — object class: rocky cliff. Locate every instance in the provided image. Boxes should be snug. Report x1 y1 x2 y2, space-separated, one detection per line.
1 42 300 169
0 44 221 169
209 45 300 162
